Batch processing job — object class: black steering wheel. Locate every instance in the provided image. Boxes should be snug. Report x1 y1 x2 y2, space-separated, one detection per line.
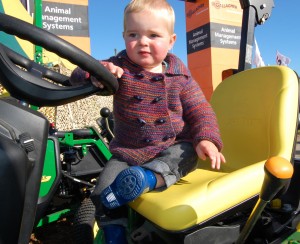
0 13 119 107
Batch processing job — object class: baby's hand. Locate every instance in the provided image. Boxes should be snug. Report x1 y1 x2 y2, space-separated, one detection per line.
102 62 124 78
90 62 124 89
195 140 226 170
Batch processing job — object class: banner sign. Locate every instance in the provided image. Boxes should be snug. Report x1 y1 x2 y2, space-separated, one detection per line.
187 23 241 54
29 0 89 37
210 23 241 49
187 23 210 54
42 2 88 36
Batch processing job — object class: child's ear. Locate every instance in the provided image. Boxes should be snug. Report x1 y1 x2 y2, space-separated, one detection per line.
169 34 177 50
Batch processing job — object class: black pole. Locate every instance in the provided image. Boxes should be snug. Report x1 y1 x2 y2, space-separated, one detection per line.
238 6 256 72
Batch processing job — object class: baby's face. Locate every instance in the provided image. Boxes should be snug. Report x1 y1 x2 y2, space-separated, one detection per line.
123 10 176 73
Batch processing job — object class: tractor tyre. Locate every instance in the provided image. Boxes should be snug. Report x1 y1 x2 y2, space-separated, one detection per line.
73 197 99 244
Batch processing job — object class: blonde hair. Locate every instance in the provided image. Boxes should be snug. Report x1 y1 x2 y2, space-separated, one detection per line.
124 0 175 34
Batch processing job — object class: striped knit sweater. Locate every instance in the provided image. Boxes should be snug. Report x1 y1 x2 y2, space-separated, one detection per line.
71 50 223 165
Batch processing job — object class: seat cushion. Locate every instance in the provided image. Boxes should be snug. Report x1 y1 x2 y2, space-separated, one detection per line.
129 161 265 231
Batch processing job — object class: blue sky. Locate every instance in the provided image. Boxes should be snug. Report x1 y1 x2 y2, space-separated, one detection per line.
88 0 299 75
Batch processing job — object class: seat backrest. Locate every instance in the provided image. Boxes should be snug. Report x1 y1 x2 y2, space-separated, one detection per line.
210 66 298 172
129 66 299 232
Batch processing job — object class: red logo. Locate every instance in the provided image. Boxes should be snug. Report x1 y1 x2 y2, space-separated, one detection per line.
212 1 237 10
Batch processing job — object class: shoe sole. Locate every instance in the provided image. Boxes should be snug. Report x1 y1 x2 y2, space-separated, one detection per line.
101 166 148 209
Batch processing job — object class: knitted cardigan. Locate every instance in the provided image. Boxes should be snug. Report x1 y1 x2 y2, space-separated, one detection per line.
71 50 223 165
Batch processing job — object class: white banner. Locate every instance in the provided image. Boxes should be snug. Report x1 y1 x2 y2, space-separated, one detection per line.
276 50 291 66
253 38 265 67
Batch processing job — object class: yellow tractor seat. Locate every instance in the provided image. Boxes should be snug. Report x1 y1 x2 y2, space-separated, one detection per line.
129 66 299 232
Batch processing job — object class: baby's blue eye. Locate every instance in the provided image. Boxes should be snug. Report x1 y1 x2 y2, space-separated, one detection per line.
129 33 137 37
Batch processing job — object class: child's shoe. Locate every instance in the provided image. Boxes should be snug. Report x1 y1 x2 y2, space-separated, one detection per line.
100 166 156 209
102 224 127 244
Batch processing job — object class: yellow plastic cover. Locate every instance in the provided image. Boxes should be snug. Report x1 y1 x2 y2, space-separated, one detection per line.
129 66 299 231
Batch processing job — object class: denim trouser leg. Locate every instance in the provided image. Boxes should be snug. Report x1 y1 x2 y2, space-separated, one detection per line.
90 141 198 223
141 142 198 187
